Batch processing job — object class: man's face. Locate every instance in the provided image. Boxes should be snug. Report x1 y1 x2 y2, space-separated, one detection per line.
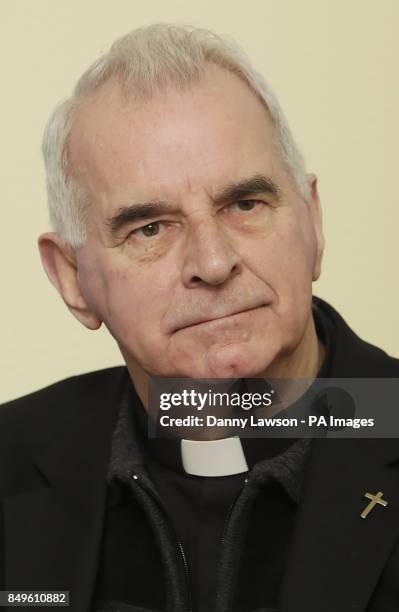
66 65 323 381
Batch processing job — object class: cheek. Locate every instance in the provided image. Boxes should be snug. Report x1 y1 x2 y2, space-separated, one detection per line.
76 254 110 318
240 218 316 318
97 264 175 341
244 224 313 279
277 215 317 272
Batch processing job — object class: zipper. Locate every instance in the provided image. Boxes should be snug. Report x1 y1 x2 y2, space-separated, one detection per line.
220 476 249 548
215 476 250 612
126 470 194 612
178 539 193 612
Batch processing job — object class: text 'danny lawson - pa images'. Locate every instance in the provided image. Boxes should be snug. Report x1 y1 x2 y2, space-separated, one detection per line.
147 378 399 439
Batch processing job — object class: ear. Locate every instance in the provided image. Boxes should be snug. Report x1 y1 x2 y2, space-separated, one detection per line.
37 232 102 330
307 174 325 281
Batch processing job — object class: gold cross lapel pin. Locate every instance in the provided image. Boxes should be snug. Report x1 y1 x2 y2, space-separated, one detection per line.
360 491 388 519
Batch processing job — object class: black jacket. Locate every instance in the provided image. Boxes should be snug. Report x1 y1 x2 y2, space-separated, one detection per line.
1 297 399 612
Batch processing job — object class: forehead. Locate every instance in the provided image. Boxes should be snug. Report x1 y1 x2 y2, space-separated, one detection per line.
68 64 282 211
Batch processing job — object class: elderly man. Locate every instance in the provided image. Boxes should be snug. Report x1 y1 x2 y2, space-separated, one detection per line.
0 23 398 612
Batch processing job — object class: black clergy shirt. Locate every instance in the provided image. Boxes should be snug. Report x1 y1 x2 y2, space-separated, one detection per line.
93 300 333 612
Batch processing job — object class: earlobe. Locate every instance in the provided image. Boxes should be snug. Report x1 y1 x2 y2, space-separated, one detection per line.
37 232 102 330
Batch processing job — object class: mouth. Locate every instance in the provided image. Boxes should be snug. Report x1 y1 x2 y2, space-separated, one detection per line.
175 304 268 332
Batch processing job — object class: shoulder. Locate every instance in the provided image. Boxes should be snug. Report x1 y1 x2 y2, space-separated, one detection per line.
313 296 399 377
0 365 127 450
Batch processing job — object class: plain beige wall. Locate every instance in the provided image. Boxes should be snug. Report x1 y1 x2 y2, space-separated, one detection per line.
1 0 398 403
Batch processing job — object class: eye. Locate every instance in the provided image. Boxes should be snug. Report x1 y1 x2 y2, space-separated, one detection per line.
227 200 264 213
132 222 161 238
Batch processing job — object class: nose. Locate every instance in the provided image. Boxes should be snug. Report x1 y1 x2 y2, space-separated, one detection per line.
181 216 241 288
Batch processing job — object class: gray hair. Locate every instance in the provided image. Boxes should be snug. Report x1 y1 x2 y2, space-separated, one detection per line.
42 23 311 250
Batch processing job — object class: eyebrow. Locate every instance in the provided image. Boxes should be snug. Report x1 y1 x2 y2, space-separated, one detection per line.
105 174 281 239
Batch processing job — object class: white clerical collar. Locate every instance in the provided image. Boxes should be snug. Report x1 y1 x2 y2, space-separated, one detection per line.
181 436 249 477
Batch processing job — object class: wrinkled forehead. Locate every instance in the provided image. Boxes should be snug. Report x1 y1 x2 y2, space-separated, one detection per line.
67 65 282 213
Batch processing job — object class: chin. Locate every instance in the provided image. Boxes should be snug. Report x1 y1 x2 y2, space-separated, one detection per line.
172 344 276 380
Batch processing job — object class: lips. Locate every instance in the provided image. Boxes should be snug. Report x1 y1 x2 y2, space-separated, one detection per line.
173 303 268 332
